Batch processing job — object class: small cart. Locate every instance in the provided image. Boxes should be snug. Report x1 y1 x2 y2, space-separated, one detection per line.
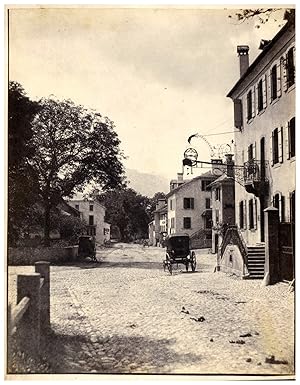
163 233 196 275
78 235 97 262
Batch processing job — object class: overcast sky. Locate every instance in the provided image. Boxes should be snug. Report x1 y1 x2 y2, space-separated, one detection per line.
9 6 286 179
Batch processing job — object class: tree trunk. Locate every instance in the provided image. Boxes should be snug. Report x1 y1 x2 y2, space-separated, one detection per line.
44 202 51 246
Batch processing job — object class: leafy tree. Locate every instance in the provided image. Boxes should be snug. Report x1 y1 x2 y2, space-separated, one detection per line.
228 7 295 28
29 96 125 245
8 81 41 245
59 215 87 244
98 188 151 241
149 192 166 217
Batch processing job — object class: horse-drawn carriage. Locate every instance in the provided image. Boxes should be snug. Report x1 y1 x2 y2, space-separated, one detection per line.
163 233 196 275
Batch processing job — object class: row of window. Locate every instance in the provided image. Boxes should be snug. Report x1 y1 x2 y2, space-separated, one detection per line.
75 204 94 212
239 191 294 230
271 117 295 165
234 46 295 128
239 199 257 230
170 197 211 210
169 216 212 230
243 116 295 168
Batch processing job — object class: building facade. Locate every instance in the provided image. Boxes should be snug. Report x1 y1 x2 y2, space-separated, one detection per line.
166 171 216 248
68 198 110 245
209 155 236 254
224 16 295 280
153 199 168 246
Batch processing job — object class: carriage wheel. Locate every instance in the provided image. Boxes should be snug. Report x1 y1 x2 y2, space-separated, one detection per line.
190 252 196 272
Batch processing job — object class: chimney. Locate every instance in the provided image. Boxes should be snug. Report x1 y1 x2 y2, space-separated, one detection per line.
177 173 183 182
225 154 234 178
237 45 249 77
156 199 166 210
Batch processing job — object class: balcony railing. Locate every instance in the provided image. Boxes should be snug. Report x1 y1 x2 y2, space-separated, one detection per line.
243 160 269 183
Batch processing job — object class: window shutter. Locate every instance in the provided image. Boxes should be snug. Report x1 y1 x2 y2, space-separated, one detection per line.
255 83 259 114
286 121 290 160
253 141 257 160
268 70 272 103
183 198 186 209
263 74 267 109
278 126 283 163
243 200 247 230
270 132 274 166
234 99 243 129
282 55 288 92
277 60 282 98
281 195 285 222
254 198 257 229
248 200 251 230
293 46 296 69
191 198 194 209
251 87 255 118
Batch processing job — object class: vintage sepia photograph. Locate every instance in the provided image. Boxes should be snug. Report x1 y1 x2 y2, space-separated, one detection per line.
6 4 295 379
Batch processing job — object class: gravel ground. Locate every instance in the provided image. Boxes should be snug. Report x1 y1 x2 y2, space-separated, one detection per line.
7 244 295 377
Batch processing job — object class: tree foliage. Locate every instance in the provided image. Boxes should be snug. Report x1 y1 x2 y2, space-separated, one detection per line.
98 188 151 241
59 215 87 244
8 83 125 245
27 96 125 244
8 81 41 245
228 8 295 28
148 192 166 217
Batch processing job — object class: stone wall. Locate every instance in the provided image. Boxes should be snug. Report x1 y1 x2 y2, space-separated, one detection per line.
8 246 78 265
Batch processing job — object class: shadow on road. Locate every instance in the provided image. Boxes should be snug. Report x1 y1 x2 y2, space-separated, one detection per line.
44 331 202 374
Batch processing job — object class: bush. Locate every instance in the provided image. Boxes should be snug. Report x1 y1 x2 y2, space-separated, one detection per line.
59 215 86 244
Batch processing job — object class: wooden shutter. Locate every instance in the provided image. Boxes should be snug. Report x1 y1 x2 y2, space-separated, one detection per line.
243 200 247 230
253 141 257 160
263 75 267 109
282 55 288 92
254 198 257 230
268 69 272 103
279 195 285 222
255 83 259 114
277 60 282 98
251 87 255 118
286 121 290 160
278 126 283 163
234 99 243 129
191 198 194 209
270 132 274 166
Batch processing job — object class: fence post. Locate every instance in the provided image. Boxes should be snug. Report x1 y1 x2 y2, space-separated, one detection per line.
16 273 41 357
35 261 50 335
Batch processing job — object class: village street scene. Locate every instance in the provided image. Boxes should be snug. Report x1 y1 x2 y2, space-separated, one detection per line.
6 6 295 380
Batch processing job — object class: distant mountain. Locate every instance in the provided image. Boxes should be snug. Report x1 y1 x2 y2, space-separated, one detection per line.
125 169 169 197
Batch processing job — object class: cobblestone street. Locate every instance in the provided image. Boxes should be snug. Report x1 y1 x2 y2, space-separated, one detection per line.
8 244 294 376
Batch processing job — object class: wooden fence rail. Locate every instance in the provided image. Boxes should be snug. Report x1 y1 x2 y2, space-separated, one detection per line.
8 261 50 359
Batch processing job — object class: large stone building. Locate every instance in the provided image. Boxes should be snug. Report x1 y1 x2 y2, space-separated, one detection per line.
166 171 216 248
222 15 295 280
68 198 110 245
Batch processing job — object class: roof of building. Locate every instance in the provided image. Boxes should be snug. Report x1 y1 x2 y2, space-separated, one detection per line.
207 173 235 188
153 204 168 214
58 199 81 217
227 19 294 98
166 170 216 198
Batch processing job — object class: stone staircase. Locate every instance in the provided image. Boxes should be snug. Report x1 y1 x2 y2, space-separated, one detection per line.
246 244 265 279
